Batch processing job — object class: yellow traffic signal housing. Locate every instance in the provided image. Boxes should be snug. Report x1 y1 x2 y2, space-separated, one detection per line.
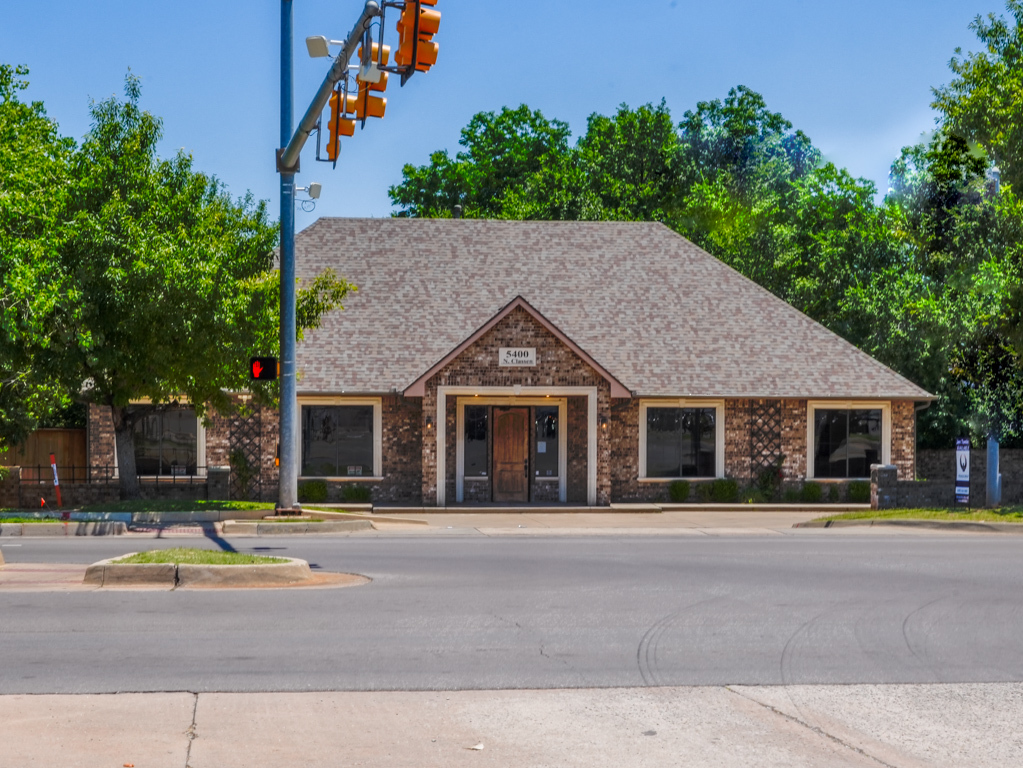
358 41 391 66
325 91 356 160
357 42 390 93
395 0 440 73
351 90 386 120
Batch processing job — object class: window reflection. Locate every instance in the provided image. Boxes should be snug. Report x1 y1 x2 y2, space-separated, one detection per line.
646 407 716 478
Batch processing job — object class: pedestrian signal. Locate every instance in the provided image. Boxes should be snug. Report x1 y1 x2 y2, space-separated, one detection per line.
250 357 278 381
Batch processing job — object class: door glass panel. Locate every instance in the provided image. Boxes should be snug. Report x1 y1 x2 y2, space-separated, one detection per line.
534 406 559 478
464 405 488 477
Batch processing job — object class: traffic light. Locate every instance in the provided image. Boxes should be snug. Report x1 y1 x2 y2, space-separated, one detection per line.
325 90 356 160
396 0 440 74
250 357 278 381
353 41 389 121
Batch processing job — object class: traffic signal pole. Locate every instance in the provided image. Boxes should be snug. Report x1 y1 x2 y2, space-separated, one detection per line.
277 0 380 512
278 0 298 512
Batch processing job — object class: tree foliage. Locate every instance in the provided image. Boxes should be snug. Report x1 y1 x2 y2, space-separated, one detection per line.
0 70 352 495
0 64 75 450
933 0 1023 190
390 67 1023 447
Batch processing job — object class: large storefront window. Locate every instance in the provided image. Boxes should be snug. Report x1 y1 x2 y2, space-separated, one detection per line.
813 409 882 478
302 405 374 477
645 407 716 478
129 405 198 476
464 405 488 477
534 405 559 477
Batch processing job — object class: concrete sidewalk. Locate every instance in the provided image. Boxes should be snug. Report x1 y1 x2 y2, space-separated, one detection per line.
2 684 1019 767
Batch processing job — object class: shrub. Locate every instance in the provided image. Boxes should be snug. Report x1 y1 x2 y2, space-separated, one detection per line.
709 478 739 503
847 481 871 504
754 455 786 501
298 480 328 504
827 484 841 503
783 488 800 503
800 482 823 503
340 484 372 503
668 480 690 503
743 489 767 504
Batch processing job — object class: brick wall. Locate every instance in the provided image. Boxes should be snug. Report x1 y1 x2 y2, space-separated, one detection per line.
421 307 609 506
567 397 589 504
87 404 116 481
891 400 916 480
919 448 1022 504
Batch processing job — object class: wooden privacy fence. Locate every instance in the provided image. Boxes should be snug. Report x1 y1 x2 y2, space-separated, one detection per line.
1 429 87 479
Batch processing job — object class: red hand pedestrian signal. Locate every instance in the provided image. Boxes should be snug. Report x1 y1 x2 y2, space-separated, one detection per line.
250 356 278 381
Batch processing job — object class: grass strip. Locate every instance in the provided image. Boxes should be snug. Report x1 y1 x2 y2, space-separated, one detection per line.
813 507 1023 523
113 548 285 565
79 500 274 513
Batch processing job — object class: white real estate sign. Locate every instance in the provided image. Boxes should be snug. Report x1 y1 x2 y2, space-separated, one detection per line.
955 438 970 504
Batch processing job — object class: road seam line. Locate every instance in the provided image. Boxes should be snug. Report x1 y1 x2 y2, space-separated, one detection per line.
724 686 898 768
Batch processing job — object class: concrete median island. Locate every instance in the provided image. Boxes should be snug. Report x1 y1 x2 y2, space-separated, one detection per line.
82 549 368 589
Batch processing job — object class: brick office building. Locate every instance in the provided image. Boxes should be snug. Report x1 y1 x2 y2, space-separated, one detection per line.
86 219 933 506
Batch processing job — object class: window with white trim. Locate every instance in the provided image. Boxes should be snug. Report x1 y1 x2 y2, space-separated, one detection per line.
812 408 883 479
639 400 724 479
301 404 376 478
127 404 201 476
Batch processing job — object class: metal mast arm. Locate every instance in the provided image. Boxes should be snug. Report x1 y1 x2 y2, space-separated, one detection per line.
277 0 381 174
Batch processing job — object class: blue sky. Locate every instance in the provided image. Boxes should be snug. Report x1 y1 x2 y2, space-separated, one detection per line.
1 1 1002 231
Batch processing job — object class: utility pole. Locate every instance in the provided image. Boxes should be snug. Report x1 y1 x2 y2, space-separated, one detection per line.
278 0 298 512
275 0 436 512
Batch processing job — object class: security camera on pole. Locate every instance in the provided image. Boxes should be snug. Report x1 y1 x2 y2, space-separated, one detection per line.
275 1 441 514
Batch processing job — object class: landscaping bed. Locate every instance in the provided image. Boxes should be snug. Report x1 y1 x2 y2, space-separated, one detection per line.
85 548 314 588
112 548 284 565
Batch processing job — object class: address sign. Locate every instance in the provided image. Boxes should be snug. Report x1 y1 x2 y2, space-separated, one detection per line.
499 348 536 367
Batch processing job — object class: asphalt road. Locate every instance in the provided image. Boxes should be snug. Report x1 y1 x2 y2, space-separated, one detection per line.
2 533 1023 695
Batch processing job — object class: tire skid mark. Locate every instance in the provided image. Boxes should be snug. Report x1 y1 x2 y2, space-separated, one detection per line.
637 597 722 687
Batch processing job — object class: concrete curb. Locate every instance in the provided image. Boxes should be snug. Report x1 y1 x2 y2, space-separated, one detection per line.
84 556 177 587
221 519 373 535
131 509 272 524
83 556 312 588
177 559 311 587
1 522 127 537
794 518 1023 533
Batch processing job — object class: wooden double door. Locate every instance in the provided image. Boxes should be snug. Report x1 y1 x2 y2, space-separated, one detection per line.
493 407 529 503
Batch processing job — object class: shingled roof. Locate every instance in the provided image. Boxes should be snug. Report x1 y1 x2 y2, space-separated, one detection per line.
294 218 932 400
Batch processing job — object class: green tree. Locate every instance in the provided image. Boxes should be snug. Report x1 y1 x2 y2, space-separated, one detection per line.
0 64 76 452
20 74 351 498
390 104 597 219
933 0 1023 190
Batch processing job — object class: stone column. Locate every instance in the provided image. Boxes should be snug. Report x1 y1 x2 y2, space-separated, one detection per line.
870 464 898 510
208 466 231 501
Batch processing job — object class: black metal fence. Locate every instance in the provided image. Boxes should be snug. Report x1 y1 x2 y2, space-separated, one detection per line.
18 465 211 485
